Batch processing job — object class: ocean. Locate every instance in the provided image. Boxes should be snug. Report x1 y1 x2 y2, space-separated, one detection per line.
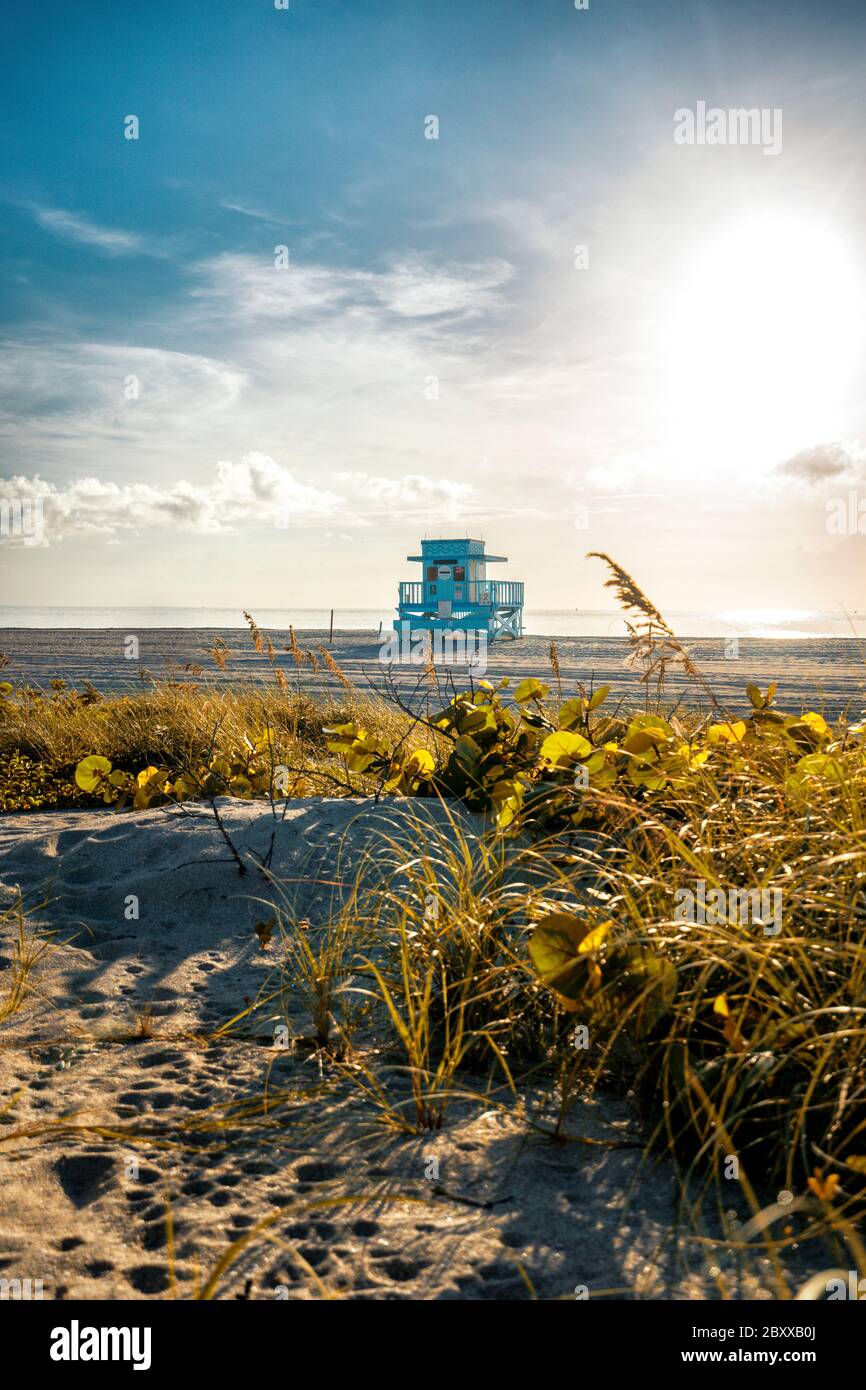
2 606 864 640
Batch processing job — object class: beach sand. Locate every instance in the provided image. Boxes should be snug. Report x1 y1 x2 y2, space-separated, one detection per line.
0 796 822 1300
1 627 864 717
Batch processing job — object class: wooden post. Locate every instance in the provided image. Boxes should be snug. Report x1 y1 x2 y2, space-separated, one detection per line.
377 620 382 639
329 609 334 645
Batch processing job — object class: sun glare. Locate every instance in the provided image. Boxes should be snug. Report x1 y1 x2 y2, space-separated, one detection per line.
664 211 865 472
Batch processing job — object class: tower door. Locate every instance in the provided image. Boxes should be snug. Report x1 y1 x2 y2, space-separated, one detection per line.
430 561 456 607
428 561 461 606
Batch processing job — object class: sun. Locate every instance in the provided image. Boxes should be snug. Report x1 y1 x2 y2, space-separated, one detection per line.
663 210 865 472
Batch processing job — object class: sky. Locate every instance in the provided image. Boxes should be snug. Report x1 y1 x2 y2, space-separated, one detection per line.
1 0 866 615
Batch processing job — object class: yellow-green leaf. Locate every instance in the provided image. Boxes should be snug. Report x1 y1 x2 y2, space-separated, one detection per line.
707 721 747 745
513 678 549 704
529 912 611 1004
557 697 586 731
795 752 845 781
405 747 435 776
539 730 592 766
75 754 112 792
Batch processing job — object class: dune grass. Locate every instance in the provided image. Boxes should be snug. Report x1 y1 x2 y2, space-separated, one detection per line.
0 672 432 812
0 891 60 1024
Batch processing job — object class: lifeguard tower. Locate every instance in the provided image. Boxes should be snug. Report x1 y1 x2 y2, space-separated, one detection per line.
397 538 524 641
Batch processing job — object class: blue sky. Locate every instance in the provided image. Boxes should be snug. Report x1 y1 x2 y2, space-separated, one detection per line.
2 0 866 611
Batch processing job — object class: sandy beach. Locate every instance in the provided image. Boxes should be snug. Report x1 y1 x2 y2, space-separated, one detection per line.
0 796 823 1301
2 627 864 717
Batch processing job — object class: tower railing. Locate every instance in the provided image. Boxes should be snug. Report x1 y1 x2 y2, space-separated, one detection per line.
399 580 523 608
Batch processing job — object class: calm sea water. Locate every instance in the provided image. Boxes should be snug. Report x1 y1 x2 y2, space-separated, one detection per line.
0 606 864 640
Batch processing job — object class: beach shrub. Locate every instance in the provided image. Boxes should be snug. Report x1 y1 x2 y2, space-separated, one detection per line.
0 750 90 813
326 677 861 839
0 675 406 813
51 671 863 844
71 730 310 810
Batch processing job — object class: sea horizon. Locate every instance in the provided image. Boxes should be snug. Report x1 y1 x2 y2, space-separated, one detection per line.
1 604 864 641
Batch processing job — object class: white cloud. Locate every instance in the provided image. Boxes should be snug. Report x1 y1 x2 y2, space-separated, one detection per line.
31 206 146 255
375 258 511 317
0 455 340 541
219 198 293 226
777 441 866 484
189 252 511 325
0 343 246 464
335 471 475 517
191 254 359 321
0 456 482 542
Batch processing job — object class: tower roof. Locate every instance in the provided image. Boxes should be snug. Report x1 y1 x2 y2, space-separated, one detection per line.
406 538 507 563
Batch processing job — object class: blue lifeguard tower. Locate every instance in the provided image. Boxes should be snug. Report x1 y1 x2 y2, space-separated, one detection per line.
397 538 524 641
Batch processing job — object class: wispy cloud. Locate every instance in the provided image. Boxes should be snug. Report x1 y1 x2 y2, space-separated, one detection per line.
219 198 294 227
189 252 512 325
378 258 512 318
30 205 147 256
0 343 246 462
334 471 475 516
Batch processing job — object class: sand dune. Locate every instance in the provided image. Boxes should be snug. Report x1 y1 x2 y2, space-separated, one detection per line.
0 797 822 1300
